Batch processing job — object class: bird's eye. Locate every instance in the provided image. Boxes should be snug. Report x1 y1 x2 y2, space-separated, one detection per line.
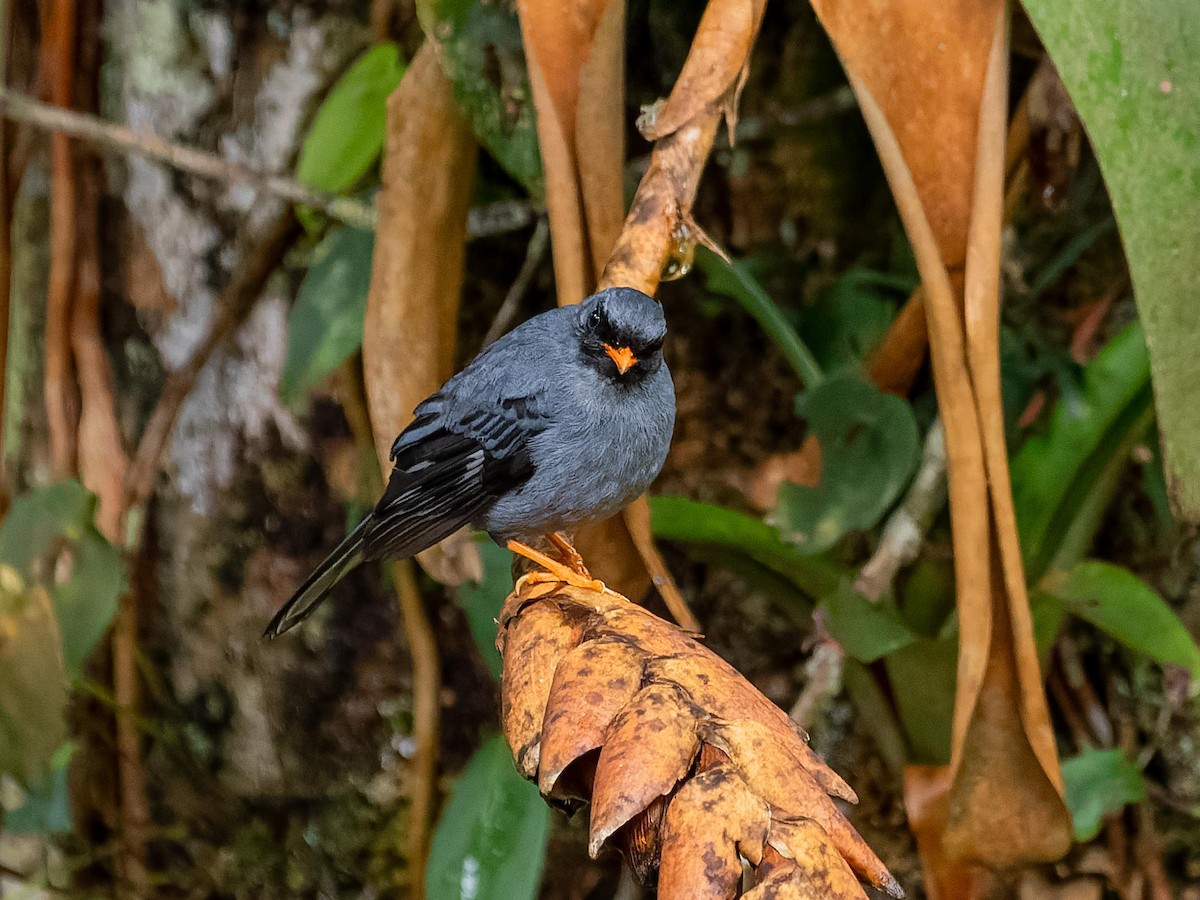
587 306 604 330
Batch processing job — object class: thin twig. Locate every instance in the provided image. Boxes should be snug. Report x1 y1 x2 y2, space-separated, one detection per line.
123 206 302 521
788 638 845 731
0 88 376 228
392 559 440 898
855 420 947 601
482 216 549 346
0 89 539 239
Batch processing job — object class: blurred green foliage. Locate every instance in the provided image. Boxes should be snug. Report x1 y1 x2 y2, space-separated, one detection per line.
418 0 544 197
0 481 123 833
1022 0 1200 519
281 225 375 401
1061 749 1146 842
426 734 549 900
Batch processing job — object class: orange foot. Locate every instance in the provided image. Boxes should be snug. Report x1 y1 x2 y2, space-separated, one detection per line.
506 539 607 594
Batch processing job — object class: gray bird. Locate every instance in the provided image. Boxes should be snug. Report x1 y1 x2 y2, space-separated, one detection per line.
265 286 675 637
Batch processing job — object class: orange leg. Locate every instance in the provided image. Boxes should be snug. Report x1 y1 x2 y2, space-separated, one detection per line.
506 539 606 594
547 532 592 577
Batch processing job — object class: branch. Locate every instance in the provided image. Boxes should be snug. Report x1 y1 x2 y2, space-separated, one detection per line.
0 89 377 229
854 420 948 601
0 89 538 238
122 206 303 521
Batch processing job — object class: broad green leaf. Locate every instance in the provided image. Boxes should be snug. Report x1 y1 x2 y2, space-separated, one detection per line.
697 247 824 387
649 496 843 599
1020 2 1200 519
1061 749 1146 842
281 226 374 401
4 744 73 833
426 734 549 900
884 637 956 765
774 375 920 553
453 541 512 681
0 480 93 573
800 267 911 374
819 581 915 663
1042 561 1200 676
0 582 68 783
1011 323 1153 579
0 482 125 680
418 0 543 196
296 43 405 196
52 532 124 679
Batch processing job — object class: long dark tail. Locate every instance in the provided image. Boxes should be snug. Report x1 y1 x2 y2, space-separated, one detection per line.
264 518 369 637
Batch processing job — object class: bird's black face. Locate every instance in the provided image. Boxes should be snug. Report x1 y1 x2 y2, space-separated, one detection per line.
575 288 667 383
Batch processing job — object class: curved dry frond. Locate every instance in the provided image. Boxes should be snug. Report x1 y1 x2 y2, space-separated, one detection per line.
497 580 903 899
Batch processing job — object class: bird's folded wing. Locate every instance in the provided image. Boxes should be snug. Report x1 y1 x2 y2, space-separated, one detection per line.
366 398 546 559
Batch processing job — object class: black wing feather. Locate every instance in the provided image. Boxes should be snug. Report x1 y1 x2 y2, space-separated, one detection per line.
363 396 547 561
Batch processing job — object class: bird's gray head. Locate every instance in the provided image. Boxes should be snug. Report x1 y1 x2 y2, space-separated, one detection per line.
574 287 667 382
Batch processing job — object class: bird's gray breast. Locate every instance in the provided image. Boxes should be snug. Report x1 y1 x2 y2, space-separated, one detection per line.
482 366 675 540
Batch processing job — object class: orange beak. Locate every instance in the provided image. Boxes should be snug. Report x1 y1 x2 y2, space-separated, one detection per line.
602 343 638 375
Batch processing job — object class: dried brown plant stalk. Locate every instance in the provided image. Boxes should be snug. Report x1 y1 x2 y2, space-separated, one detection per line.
498 579 903 899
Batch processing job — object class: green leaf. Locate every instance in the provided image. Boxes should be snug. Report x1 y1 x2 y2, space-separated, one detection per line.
799 267 910 374
1042 561 1200 676
774 375 920 553
296 43 405 196
426 734 550 900
1010 323 1153 579
453 541 511 681
0 480 93 573
649 495 844 599
0 481 125 680
281 226 374 401
53 532 124 680
1020 1 1200 519
884 637 957 765
418 0 543 196
0 582 68 783
4 744 74 833
819 581 915 663
697 247 824 387
1061 749 1146 842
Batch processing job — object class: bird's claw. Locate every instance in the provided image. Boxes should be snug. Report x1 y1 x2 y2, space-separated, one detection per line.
515 569 608 595
507 539 608 594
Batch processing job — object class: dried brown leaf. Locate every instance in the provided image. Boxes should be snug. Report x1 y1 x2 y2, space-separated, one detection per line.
658 764 770 900
498 582 902 898
362 43 481 586
903 765 991 900
705 715 888 892
754 824 869 900
812 0 1071 865
538 637 644 794
809 0 1001 271
500 600 584 779
650 654 854 803
518 0 625 302
590 682 700 853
